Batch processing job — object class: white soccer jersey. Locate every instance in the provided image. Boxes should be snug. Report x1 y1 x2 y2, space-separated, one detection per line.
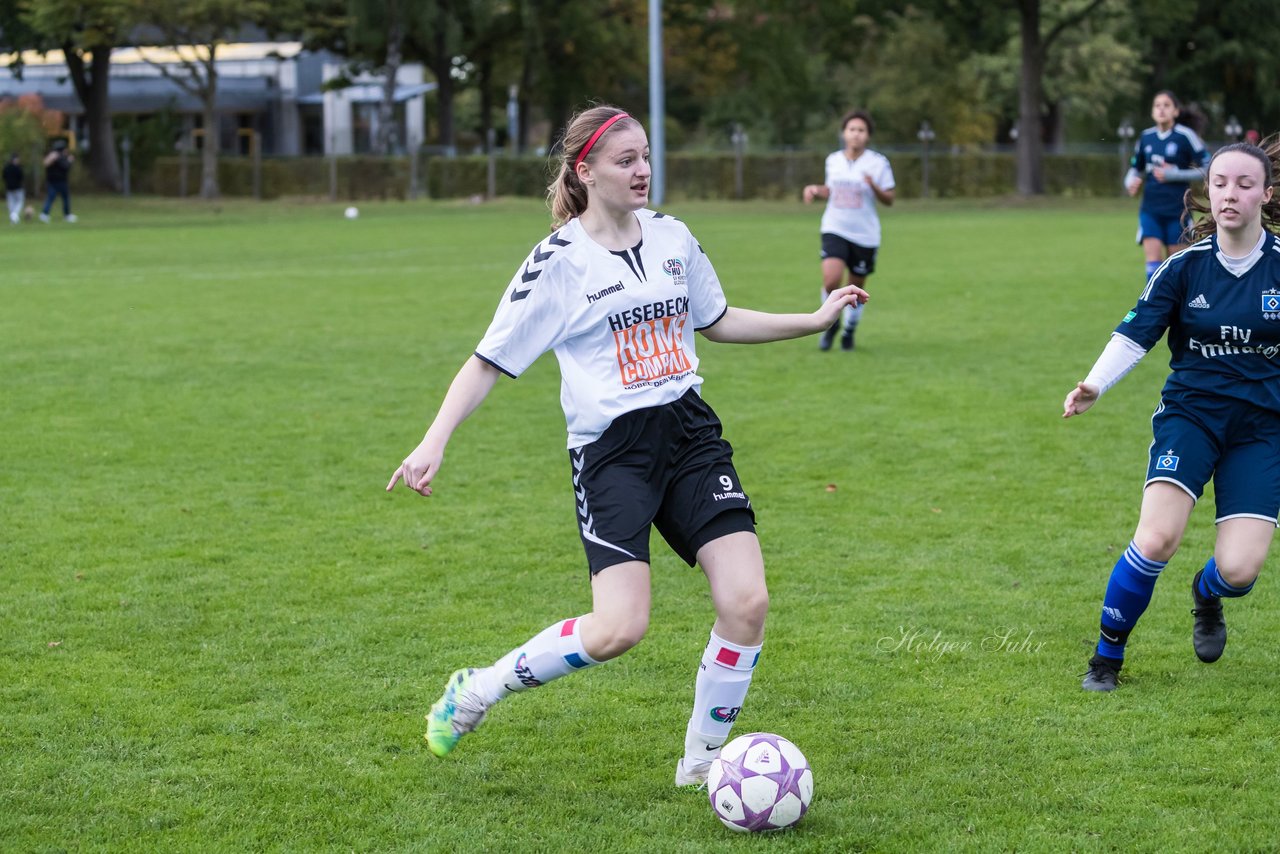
476 210 729 448
818 149 895 248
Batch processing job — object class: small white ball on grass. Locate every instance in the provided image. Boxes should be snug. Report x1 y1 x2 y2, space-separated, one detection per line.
344 206 359 219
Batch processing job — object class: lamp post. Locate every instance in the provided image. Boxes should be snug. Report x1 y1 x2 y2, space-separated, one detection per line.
1225 115 1242 143
731 123 747 200
121 135 132 197
506 84 519 155
917 120 936 198
1117 118 1135 190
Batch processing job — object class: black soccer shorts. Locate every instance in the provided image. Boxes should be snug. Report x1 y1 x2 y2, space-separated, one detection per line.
568 388 756 574
820 232 878 278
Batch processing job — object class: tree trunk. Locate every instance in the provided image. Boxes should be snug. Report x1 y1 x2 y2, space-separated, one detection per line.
64 44 122 192
376 18 404 156
431 25 456 153
477 56 493 153
200 50 220 199
1016 0 1045 195
517 47 533 153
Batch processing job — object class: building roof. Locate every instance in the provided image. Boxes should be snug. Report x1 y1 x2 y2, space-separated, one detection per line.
296 82 437 106
0 42 304 68
0 74 280 114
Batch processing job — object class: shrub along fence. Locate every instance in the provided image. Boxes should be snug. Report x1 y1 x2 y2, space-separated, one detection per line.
140 151 1127 202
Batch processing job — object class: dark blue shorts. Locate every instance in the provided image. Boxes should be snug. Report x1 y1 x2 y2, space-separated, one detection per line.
820 233 877 278
569 389 756 574
1136 211 1191 246
1146 393 1280 523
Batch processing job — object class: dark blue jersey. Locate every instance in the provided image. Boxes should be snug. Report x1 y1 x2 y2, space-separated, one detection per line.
1130 124 1207 219
1116 233 1280 413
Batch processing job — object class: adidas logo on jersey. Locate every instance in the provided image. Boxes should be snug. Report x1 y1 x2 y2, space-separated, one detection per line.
1188 294 1211 309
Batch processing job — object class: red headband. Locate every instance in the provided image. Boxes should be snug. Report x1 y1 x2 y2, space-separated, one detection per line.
574 112 631 169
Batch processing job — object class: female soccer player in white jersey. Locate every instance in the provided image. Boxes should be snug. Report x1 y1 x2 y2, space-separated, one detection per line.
1125 90 1208 284
802 109 895 351
387 105 867 783
1066 138 1280 691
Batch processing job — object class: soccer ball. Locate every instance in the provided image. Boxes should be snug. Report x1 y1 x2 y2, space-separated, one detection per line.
344 206 359 219
708 732 813 832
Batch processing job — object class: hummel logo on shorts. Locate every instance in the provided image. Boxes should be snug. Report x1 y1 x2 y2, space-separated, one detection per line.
1188 294 1211 309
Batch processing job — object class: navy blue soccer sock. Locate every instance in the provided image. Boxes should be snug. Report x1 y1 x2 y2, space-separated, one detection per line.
1197 557 1255 599
1145 260 1161 282
1096 541 1168 661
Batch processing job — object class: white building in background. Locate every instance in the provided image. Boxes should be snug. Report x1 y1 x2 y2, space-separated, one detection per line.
306 63 430 156
0 42 434 156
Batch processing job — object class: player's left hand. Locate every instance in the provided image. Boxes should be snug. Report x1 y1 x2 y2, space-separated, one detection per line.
1152 164 1168 182
814 284 868 329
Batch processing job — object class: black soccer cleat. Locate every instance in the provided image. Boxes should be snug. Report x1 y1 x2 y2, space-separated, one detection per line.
1191 569 1226 663
818 318 840 351
840 325 856 351
1081 654 1122 692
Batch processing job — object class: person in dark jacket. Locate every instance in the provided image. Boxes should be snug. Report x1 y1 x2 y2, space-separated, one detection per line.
40 140 76 223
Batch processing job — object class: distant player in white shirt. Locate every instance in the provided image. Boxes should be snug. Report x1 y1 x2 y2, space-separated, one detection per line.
387 105 866 785
803 109 896 350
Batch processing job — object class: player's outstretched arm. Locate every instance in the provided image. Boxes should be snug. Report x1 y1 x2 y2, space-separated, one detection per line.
1063 382 1100 418
387 355 500 496
802 184 829 204
701 284 868 344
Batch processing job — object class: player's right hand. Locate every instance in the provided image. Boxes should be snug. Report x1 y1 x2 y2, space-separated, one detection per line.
1062 382 1099 418
387 440 445 496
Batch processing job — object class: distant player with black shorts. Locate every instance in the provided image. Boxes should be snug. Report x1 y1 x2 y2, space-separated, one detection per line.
388 105 867 783
1125 91 1207 284
803 109 895 351
1067 138 1280 692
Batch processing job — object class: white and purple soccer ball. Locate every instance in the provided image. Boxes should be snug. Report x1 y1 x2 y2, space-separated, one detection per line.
708 732 813 832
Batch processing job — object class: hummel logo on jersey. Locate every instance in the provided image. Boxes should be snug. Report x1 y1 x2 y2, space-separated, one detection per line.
586 280 626 304
1188 294 1210 309
1101 606 1125 623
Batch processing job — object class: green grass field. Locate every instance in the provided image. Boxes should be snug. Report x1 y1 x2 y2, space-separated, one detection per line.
4 195 1279 852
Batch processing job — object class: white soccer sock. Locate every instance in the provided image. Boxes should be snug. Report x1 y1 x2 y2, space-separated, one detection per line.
683 630 762 763
472 616 601 705
842 302 864 328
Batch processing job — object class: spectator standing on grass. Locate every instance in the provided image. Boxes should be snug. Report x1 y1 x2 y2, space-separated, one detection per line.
1067 138 1280 692
40 140 76 224
387 104 867 784
1125 91 1206 284
4 153 23 225
802 109 895 351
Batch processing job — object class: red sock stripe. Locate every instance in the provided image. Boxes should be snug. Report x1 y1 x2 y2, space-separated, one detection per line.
560 617 578 638
715 647 741 667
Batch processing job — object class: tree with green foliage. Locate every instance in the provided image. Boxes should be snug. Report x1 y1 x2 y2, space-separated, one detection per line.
453 0 520 153
1128 0 1280 139
128 0 259 198
0 94 63 172
827 7 997 147
128 0 307 198
21 0 133 192
335 0 426 155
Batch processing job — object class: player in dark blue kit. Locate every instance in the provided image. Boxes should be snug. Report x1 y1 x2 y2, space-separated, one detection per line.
1125 91 1207 284
1067 139 1280 691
